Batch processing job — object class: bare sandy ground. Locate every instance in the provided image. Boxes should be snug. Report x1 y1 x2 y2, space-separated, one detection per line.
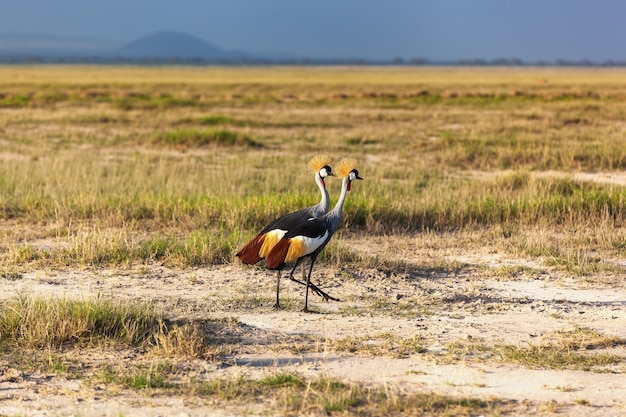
1 240 625 417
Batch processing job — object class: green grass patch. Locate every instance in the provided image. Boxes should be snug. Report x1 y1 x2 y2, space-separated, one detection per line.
0 94 32 108
92 362 178 390
153 129 261 148
122 364 175 390
198 114 237 125
260 372 305 388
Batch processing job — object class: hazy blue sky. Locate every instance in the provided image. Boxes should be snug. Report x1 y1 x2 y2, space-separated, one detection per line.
2 0 625 61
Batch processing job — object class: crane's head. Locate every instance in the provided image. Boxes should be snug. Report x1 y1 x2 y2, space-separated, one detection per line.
336 157 363 191
309 154 335 186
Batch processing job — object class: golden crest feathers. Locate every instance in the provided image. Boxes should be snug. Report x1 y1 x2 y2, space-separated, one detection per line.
336 157 358 178
308 154 332 173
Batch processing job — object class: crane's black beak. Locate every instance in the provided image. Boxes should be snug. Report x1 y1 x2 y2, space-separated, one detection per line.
356 175 363 180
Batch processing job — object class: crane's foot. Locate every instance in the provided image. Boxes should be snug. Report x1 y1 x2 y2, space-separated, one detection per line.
311 285 340 302
273 302 282 310
288 276 339 302
320 292 340 303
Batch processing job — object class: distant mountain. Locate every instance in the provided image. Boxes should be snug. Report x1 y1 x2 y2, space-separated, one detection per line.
113 31 251 60
0 31 255 61
0 32 119 56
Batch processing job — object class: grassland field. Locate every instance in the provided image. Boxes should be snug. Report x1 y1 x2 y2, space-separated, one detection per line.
0 65 625 416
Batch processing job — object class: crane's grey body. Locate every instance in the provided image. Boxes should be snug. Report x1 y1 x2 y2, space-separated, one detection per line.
236 164 336 308
266 169 363 312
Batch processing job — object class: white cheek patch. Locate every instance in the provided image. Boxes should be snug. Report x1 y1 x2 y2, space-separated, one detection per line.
349 172 356 181
320 168 328 178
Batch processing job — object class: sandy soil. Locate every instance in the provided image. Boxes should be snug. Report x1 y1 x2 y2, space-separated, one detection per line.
1 236 625 417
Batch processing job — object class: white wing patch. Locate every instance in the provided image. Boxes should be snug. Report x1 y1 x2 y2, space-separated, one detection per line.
299 230 328 256
285 231 329 262
270 229 288 238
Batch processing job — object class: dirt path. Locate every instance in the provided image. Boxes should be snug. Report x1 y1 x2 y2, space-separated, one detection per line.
1 252 625 416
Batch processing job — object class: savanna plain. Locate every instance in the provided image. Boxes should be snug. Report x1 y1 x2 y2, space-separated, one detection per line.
0 66 625 416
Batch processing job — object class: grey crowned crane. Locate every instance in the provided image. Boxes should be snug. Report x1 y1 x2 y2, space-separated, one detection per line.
265 157 363 312
236 155 338 308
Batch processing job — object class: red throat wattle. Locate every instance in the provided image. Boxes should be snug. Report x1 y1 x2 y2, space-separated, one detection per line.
321 179 326 187
347 181 351 191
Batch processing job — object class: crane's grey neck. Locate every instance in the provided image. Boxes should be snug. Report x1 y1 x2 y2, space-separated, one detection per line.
326 176 350 232
312 172 330 217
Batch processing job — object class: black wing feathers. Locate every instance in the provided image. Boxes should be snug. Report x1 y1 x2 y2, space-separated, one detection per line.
259 208 314 235
283 217 329 239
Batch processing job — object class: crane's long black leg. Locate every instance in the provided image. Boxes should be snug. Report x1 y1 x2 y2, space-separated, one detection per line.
303 270 311 313
287 258 319 295
287 259 339 302
302 256 317 313
288 258 302 281
302 256 340 301
274 270 281 309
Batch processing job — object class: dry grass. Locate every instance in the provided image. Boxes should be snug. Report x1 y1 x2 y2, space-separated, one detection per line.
2 65 626 276
1 65 625 415
440 327 626 372
0 296 226 363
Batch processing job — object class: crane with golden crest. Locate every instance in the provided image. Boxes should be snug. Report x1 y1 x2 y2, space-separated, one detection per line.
236 155 339 308
265 157 363 312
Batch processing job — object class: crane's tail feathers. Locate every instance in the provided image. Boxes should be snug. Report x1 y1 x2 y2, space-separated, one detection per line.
266 238 290 270
258 229 286 257
237 229 289 265
285 237 305 263
266 237 307 269
236 235 265 265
